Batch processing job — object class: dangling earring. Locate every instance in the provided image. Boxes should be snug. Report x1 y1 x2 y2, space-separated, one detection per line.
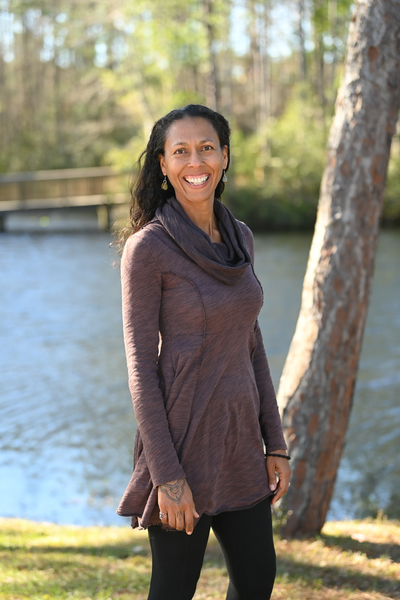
222 169 228 183
161 176 168 190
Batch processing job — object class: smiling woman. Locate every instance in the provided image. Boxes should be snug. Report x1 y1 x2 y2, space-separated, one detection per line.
158 118 228 243
116 104 290 600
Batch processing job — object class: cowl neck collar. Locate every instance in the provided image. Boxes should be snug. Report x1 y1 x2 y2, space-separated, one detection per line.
155 196 251 285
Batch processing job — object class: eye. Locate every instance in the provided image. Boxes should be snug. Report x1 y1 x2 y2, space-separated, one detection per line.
203 145 214 151
173 148 186 155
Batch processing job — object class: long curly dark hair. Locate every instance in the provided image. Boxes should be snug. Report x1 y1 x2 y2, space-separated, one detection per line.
117 104 231 250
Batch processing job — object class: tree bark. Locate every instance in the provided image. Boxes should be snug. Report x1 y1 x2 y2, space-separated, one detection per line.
277 0 400 538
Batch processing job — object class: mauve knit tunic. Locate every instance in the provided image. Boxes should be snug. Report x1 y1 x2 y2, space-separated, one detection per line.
117 196 287 529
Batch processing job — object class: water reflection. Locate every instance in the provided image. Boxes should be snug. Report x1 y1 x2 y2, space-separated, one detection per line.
0 231 399 524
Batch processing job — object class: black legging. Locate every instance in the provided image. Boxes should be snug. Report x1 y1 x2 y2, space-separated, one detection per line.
147 497 276 600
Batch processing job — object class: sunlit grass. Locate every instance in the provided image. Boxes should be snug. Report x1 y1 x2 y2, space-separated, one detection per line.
1 517 399 599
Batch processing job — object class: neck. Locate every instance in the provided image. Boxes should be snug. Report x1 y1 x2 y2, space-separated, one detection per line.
175 196 220 241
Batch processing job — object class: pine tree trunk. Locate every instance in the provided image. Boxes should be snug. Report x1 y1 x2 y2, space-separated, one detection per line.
277 0 400 538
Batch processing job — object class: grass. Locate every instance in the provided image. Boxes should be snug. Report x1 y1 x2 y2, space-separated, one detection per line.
0 517 399 600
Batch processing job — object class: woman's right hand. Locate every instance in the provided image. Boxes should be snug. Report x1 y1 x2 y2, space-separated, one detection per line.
158 478 199 535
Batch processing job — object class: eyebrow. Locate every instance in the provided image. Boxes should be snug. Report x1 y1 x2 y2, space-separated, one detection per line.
171 138 216 147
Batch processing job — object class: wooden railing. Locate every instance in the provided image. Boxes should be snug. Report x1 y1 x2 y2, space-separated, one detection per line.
0 167 131 212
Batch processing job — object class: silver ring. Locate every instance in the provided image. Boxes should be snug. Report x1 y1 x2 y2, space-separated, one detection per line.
159 512 168 520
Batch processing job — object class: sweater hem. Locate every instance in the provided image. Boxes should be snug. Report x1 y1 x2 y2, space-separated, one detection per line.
119 490 274 531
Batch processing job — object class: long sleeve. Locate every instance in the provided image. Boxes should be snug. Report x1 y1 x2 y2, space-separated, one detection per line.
253 321 287 451
121 233 186 487
239 223 287 452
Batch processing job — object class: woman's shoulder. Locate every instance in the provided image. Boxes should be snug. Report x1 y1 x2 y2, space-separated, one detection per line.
236 219 253 238
122 218 164 265
236 219 254 253
124 216 166 248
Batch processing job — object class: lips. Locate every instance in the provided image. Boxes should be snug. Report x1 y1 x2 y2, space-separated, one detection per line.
183 175 210 186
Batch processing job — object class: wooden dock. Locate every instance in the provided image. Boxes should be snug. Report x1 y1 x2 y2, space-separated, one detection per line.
0 167 131 231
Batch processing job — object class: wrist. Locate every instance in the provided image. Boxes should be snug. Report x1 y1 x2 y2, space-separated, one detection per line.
265 450 291 460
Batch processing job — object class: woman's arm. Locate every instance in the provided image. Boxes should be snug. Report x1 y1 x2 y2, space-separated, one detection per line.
238 222 288 451
121 233 186 487
123 233 199 533
239 222 291 500
238 224 291 505
252 321 288 452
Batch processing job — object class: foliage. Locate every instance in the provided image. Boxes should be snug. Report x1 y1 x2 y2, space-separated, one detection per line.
0 0 399 228
226 82 329 229
1 517 399 599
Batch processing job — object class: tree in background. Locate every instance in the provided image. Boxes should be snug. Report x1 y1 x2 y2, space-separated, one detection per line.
277 0 400 537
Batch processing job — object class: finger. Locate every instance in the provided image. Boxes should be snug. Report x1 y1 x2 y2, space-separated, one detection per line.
193 508 199 518
159 504 168 523
271 478 289 505
266 463 277 492
279 473 290 494
277 466 291 491
168 511 176 530
175 509 184 531
271 487 285 505
185 508 194 535
270 492 280 506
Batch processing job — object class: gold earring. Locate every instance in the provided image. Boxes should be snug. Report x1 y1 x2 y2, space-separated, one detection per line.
161 176 168 190
222 170 227 183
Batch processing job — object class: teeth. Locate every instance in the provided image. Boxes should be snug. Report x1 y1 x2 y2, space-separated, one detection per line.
185 176 208 185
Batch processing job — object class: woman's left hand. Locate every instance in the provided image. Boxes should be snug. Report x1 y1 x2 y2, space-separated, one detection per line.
266 449 291 506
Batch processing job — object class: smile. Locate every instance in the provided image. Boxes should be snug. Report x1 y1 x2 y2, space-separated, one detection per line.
183 175 210 187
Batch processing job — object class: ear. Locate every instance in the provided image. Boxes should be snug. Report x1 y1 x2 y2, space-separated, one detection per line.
158 154 166 176
221 145 228 169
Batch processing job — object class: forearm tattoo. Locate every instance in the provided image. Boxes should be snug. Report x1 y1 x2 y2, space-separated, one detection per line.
159 479 185 504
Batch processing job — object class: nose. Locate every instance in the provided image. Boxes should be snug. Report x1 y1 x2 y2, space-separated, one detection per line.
187 150 203 167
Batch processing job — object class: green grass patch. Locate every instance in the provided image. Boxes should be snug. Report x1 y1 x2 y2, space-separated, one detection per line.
1 517 399 599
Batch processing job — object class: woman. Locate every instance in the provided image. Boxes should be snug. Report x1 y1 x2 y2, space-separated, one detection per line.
117 104 291 600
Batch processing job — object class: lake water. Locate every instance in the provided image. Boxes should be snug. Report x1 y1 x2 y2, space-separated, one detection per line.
0 230 399 525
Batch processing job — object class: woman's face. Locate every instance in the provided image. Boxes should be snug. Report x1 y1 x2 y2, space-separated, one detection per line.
159 117 228 209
